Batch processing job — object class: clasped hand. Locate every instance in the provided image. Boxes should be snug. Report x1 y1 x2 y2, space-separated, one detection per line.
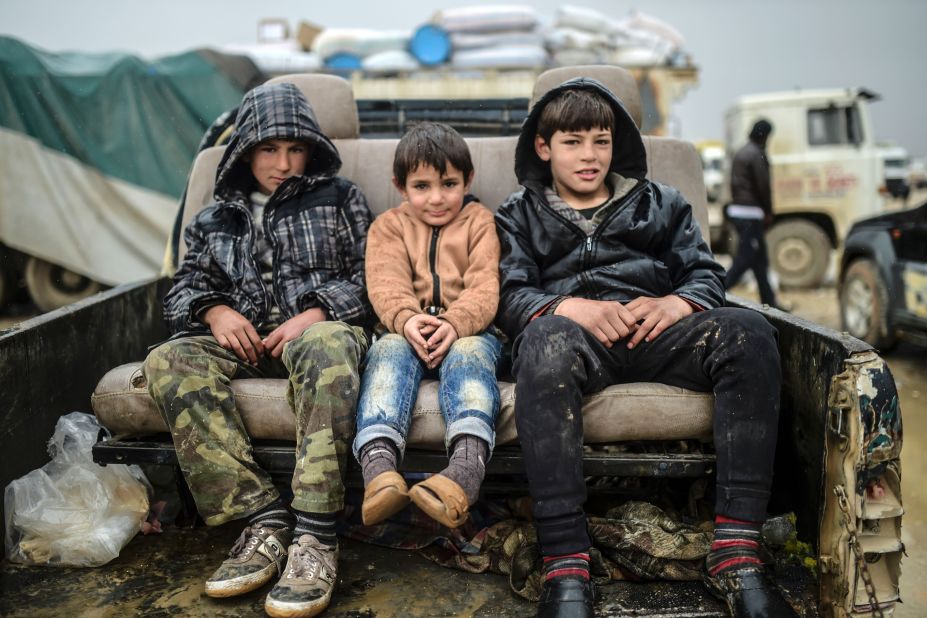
403 313 458 370
203 305 327 364
554 295 693 349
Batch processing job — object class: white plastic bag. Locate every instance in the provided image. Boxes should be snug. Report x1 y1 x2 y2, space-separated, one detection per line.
4 412 150 567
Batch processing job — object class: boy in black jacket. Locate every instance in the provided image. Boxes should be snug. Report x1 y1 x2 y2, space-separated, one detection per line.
494 78 797 618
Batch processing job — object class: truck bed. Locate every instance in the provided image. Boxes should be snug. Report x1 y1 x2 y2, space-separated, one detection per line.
0 496 819 618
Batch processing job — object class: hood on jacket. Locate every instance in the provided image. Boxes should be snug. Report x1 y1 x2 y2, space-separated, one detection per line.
514 77 647 187
214 82 342 200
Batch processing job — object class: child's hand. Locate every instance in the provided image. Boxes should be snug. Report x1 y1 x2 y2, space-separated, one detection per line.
554 297 638 348
624 295 693 349
424 321 458 369
203 305 264 365
263 307 328 358
404 314 443 364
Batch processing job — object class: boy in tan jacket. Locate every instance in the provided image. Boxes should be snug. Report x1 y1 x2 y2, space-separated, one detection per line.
353 122 502 529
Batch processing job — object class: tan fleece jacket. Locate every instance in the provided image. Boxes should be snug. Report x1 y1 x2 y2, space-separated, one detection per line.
365 200 500 338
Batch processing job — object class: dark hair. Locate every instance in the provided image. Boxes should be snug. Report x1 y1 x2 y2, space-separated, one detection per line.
749 119 773 142
393 122 474 186
536 89 616 144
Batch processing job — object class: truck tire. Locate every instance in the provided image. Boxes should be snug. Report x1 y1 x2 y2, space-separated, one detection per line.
24 257 104 313
766 220 830 288
839 258 896 351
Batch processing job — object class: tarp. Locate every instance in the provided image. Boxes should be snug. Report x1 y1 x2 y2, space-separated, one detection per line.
0 37 261 284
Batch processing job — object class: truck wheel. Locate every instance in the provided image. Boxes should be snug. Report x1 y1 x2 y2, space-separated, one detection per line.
839 258 896 350
766 220 830 288
24 257 104 313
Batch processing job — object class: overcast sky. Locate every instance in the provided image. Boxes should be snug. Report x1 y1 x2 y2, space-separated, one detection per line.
2 0 924 157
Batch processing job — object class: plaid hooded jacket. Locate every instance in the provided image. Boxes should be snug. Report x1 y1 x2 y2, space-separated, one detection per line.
163 82 374 336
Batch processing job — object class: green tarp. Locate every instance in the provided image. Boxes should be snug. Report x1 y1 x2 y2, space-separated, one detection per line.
0 36 260 199
0 38 263 286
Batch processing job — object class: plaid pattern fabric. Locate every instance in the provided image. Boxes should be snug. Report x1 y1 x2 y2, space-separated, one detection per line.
162 82 374 335
250 192 283 329
216 83 341 196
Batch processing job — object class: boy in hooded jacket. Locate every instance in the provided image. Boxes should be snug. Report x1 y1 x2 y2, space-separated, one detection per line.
495 79 798 618
144 82 373 618
353 122 502 529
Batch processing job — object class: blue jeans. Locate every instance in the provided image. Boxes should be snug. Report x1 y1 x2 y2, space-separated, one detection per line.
353 332 502 460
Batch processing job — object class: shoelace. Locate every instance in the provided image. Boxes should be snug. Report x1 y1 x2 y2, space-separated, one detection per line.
228 526 261 558
285 540 327 580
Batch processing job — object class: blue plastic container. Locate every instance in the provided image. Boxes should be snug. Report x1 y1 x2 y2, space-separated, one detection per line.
324 52 363 70
409 24 452 66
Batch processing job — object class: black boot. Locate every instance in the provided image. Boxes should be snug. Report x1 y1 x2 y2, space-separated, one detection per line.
537 575 594 618
704 566 798 618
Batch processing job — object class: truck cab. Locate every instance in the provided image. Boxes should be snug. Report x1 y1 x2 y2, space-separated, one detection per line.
721 89 889 288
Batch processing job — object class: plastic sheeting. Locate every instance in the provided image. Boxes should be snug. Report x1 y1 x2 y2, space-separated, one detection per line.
0 127 177 285
311 29 410 60
433 5 540 33
0 37 258 284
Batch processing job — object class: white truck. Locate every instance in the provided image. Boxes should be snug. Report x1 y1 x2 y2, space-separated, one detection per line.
718 88 890 288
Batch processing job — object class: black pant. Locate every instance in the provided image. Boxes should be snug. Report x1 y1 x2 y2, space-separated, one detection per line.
510 309 781 556
725 218 777 306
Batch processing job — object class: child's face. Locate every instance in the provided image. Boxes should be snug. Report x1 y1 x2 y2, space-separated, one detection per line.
535 128 613 205
248 139 311 195
395 163 472 227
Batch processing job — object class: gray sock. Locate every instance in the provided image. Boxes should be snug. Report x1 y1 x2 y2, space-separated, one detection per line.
293 509 337 548
248 497 294 530
440 435 488 506
359 438 399 487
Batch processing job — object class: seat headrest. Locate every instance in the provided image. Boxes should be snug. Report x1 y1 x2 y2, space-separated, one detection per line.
531 65 642 129
264 73 360 139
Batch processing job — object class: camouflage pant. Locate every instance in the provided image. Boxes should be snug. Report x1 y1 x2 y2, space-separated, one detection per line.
144 322 368 525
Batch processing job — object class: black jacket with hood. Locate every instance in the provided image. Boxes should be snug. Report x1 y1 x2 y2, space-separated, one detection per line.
163 82 374 336
494 77 725 339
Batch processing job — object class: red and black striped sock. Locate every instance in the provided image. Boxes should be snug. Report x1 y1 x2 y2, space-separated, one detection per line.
705 515 763 577
542 552 591 582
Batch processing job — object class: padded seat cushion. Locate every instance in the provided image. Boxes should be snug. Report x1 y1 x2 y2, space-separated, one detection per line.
92 363 715 448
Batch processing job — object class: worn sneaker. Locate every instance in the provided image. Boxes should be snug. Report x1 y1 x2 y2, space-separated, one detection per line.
204 525 292 598
265 534 338 618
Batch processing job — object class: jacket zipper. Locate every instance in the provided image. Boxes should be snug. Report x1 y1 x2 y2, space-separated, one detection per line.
585 182 649 298
429 227 441 312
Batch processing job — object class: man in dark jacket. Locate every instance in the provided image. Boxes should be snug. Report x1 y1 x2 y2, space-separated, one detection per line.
144 82 373 618
495 79 796 617
724 119 780 308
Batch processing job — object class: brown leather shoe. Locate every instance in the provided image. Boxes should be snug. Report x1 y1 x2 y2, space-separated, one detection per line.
361 471 409 526
408 474 469 528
